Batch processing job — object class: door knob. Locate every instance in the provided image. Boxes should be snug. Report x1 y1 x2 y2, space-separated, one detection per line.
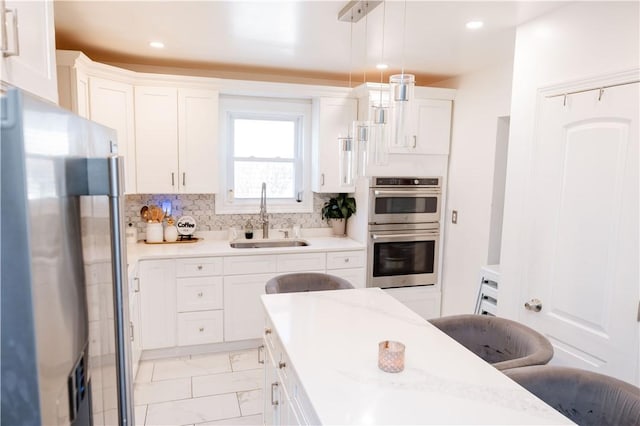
524 298 543 312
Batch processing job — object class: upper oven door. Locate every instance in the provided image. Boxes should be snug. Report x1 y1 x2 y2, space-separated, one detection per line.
369 188 440 224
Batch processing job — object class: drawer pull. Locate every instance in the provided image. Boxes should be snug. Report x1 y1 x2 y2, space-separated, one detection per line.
265 328 272 335
258 345 265 364
197 291 204 297
271 382 279 406
278 361 286 369
344 258 350 263
197 265 203 270
199 327 204 332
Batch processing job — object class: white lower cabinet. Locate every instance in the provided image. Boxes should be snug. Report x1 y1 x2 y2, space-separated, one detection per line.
138 259 177 350
263 322 318 426
384 286 441 319
224 273 276 342
137 249 366 352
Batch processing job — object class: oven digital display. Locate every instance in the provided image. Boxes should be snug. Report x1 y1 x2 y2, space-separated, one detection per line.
372 241 435 277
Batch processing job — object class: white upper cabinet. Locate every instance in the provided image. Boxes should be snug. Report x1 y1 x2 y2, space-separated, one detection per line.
178 89 219 194
412 98 452 155
1 0 58 103
89 77 136 193
135 86 218 194
135 86 179 194
311 97 357 193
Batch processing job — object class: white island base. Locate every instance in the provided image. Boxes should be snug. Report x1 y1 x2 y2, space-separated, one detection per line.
260 288 572 425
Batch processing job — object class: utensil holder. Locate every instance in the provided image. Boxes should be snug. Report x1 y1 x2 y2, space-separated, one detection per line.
146 222 163 243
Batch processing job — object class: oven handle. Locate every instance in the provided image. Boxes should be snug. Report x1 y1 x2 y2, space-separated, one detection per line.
371 232 439 240
373 190 440 196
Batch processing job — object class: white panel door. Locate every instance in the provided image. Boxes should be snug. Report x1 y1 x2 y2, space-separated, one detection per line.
178 88 219 193
522 81 639 384
138 260 177 350
135 86 178 193
89 77 136 193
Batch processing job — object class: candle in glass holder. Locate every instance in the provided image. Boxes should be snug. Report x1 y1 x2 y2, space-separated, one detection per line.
378 340 405 373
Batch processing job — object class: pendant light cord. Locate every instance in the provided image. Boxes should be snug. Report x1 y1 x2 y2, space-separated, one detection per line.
401 0 407 75
379 0 386 106
349 16 353 88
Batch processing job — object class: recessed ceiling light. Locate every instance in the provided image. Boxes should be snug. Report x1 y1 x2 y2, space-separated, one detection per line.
149 41 165 49
466 21 484 30
376 63 388 70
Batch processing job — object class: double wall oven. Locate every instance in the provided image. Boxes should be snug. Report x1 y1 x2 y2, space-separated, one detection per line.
367 177 441 289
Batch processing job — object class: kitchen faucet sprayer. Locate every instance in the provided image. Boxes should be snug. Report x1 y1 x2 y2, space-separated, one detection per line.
260 182 268 238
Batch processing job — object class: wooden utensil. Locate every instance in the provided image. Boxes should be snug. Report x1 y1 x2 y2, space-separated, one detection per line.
140 206 149 222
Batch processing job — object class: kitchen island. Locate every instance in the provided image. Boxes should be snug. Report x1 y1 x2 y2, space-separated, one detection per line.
260 288 572 425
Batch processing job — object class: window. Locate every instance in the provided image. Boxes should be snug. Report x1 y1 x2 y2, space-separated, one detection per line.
217 96 312 214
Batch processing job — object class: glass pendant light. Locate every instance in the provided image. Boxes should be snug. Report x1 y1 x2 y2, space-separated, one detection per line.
388 0 416 150
338 13 355 187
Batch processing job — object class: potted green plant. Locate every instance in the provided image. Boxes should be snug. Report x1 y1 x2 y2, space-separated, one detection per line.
321 193 356 236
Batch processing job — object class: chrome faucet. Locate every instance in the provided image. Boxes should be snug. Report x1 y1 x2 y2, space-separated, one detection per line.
259 182 268 238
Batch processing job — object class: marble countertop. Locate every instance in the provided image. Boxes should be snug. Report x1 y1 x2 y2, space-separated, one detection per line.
125 231 365 279
261 288 573 425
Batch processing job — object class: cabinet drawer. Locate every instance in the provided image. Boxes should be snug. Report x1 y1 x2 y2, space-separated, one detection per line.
277 252 326 272
176 257 222 277
326 251 365 270
224 255 276 275
177 310 223 346
176 277 223 312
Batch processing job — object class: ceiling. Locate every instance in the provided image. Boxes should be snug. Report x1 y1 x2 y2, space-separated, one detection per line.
54 1 566 86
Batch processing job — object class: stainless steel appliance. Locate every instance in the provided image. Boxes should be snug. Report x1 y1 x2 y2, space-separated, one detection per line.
367 177 441 288
1 89 134 425
368 176 441 224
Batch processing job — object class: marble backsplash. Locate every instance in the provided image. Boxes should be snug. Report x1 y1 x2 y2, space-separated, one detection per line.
125 193 333 238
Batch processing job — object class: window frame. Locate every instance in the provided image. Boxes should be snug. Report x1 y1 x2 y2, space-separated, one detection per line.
216 95 313 214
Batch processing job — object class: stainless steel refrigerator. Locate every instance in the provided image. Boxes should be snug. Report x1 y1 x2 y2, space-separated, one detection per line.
1 89 134 425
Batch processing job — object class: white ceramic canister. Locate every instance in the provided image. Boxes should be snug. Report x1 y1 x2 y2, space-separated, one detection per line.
146 222 163 243
164 223 179 242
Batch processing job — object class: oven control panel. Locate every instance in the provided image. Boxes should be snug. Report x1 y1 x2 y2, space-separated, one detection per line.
372 177 440 187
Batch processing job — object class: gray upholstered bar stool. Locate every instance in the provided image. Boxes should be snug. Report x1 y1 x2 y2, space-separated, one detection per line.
265 272 354 294
428 314 553 370
504 366 640 426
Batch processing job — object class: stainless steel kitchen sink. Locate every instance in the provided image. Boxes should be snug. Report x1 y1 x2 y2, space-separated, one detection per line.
230 239 309 249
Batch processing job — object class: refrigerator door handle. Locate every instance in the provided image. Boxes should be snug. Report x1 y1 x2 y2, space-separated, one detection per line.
106 155 135 426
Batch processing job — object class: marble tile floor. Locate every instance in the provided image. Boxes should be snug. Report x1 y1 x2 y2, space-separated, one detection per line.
133 348 264 426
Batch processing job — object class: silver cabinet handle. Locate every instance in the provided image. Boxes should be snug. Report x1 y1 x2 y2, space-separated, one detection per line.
197 265 203 270
197 291 203 297
265 328 272 335
412 135 417 148
278 361 286 369
198 327 204 332
258 345 265 364
133 277 140 293
171 172 175 186
2 8 19 57
344 258 350 263
182 172 186 186
524 299 543 312
271 382 279 406
321 173 325 186
129 322 134 341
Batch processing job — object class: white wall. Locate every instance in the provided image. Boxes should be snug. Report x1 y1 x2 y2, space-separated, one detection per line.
500 1 640 320
438 55 515 315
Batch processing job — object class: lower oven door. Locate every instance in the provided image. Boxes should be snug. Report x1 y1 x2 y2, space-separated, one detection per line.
367 225 439 288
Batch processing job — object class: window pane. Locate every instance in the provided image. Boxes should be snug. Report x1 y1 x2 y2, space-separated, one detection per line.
234 161 294 198
234 119 295 158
